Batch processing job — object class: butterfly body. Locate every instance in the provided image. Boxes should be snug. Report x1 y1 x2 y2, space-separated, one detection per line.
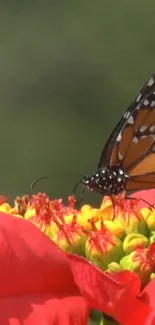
78 72 155 198
83 166 129 195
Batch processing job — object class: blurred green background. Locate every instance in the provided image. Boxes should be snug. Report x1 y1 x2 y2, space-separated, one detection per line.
1 0 155 205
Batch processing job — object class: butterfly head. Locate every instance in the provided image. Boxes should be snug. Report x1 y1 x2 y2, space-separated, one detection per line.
74 168 108 195
73 174 97 200
82 173 103 192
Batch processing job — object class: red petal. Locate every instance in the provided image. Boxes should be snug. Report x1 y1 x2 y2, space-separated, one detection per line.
140 278 155 309
114 297 155 325
0 213 90 324
67 254 140 313
0 295 88 325
130 190 155 208
149 241 155 256
0 212 78 297
67 253 155 325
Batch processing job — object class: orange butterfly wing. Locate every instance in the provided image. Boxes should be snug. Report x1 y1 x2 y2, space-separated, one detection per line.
98 73 155 191
98 73 155 168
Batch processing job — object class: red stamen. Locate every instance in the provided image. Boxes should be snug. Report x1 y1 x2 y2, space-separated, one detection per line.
54 215 86 246
88 218 116 253
68 196 76 208
0 195 7 205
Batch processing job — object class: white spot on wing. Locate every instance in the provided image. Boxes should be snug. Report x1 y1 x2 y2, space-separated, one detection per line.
148 77 154 86
119 169 123 175
150 125 155 132
127 116 134 125
151 101 155 107
141 135 147 139
139 125 147 132
118 152 123 160
117 132 122 142
136 93 142 102
143 99 149 106
117 178 121 182
124 112 130 119
133 137 139 143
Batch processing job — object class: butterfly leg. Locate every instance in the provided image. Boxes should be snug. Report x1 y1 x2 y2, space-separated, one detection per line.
125 196 155 209
111 195 116 220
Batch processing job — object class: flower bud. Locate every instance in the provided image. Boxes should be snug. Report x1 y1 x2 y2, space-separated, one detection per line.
114 197 148 237
96 219 124 239
141 208 155 232
24 208 36 220
0 203 12 213
149 231 155 244
52 215 88 256
105 262 121 273
77 205 99 230
123 233 149 254
150 272 155 281
98 196 114 221
85 219 124 271
120 245 155 287
140 207 151 221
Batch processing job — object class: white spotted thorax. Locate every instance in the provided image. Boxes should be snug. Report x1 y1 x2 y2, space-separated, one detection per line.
83 166 129 195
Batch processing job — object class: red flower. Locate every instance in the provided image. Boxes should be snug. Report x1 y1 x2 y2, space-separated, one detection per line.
0 212 89 325
2 190 155 325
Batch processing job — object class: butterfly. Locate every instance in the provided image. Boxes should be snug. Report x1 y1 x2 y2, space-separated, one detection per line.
77 72 155 200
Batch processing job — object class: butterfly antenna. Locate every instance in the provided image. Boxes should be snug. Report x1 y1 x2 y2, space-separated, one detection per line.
73 179 82 195
31 176 52 189
31 173 84 189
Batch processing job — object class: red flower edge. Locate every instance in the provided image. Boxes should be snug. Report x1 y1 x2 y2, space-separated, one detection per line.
0 212 89 325
130 189 155 209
